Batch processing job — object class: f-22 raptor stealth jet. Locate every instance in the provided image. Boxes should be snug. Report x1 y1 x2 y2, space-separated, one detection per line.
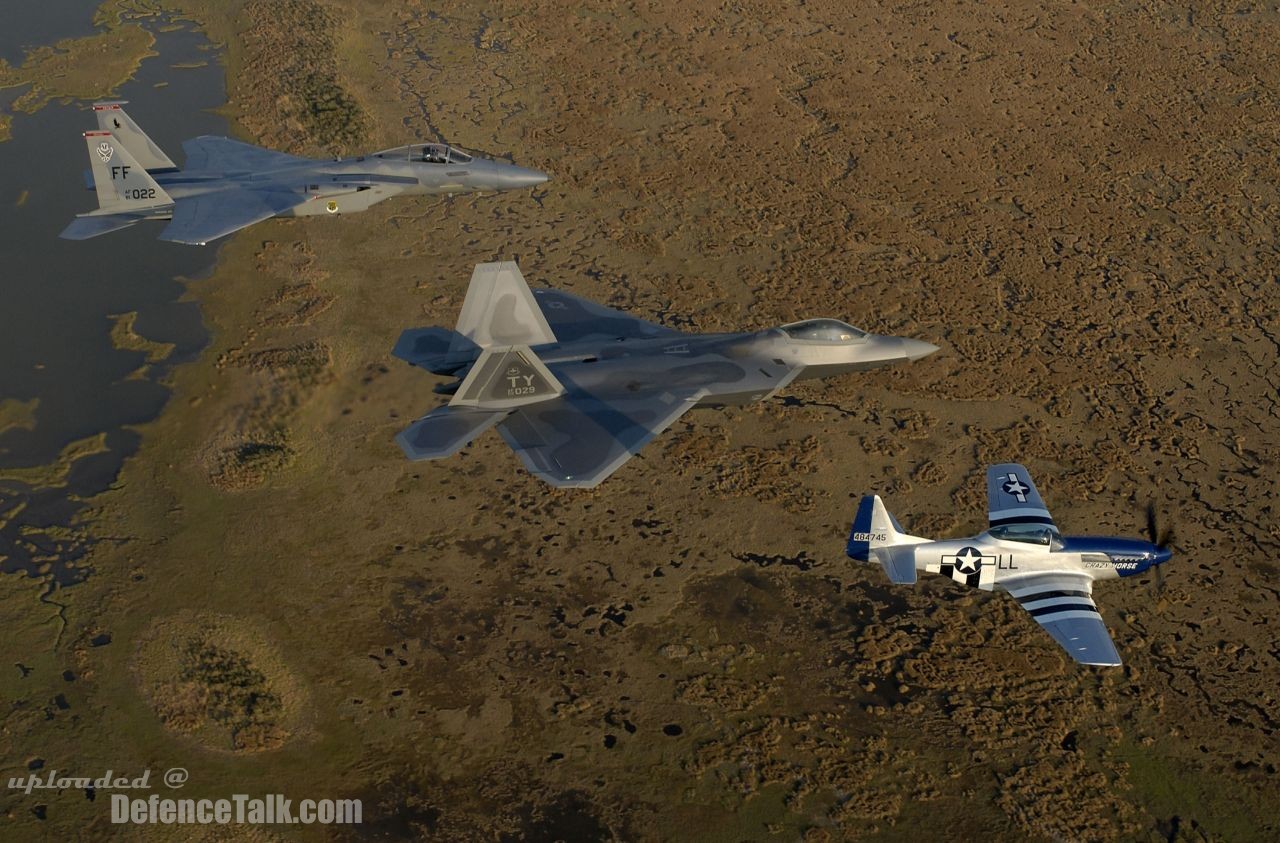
847 464 1174 666
393 262 939 488
61 102 548 245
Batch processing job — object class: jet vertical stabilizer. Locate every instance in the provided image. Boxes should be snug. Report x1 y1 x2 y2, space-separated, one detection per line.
449 345 565 411
61 132 174 240
92 101 177 172
452 262 558 353
83 131 173 212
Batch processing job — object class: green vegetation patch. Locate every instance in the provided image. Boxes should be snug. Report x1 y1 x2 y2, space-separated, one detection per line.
109 311 176 363
1119 739 1268 840
134 613 309 752
0 397 38 436
0 23 155 115
0 432 110 487
235 0 368 153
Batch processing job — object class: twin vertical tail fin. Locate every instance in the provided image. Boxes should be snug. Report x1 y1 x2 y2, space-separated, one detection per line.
83 131 173 212
61 132 175 240
449 345 564 410
451 261 558 348
92 101 177 172
846 495 929 584
398 262 564 461
448 261 564 409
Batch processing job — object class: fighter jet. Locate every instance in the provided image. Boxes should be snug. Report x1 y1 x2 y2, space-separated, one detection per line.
393 261 939 488
847 464 1174 666
61 101 548 245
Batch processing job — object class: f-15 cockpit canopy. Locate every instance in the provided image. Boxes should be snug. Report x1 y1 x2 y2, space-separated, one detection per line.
372 143 474 164
780 319 868 342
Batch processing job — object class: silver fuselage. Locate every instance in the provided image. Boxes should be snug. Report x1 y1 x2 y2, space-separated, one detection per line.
141 152 547 219
906 532 1169 590
522 328 937 408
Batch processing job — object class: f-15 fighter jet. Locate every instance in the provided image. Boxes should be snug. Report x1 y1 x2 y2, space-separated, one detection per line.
393 261 939 488
847 464 1174 666
61 102 548 245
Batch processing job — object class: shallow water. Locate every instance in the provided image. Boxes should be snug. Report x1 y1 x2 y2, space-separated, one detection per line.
0 4 228 583
0 0 98 65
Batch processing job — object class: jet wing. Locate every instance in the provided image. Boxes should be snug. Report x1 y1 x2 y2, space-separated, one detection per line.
182 135 308 173
159 188 304 245
1001 573 1122 666
987 463 1057 528
496 387 702 488
531 288 680 344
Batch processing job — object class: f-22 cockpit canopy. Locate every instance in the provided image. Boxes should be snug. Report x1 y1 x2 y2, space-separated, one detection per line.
373 143 473 165
780 319 868 343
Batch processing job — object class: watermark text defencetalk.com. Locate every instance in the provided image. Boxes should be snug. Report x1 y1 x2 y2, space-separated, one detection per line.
111 794 362 825
10 769 360 825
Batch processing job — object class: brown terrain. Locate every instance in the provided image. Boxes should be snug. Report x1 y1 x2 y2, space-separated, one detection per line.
3 0 1278 840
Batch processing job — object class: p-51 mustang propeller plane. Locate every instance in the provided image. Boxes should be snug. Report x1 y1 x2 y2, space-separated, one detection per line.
847 464 1173 666
61 101 548 245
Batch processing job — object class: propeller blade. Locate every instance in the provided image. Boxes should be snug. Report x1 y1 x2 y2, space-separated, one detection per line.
1145 502 1159 545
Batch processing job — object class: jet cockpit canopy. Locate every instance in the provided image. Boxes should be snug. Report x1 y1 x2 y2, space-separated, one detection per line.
373 143 474 164
780 319 868 342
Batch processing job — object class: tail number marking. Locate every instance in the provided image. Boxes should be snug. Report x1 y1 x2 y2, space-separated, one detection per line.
506 373 538 396
851 532 887 542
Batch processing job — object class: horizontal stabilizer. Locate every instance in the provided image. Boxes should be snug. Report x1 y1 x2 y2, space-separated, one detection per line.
397 406 506 460
496 388 700 488
59 212 146 240
877 546 918 584
392 327 479 375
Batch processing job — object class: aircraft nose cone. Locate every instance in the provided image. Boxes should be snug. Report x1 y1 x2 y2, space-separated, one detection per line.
496 165 548 190
901 338 940 361
1153 546 1173 565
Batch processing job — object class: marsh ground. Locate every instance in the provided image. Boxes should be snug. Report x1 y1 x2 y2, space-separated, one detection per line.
2 1 1278 840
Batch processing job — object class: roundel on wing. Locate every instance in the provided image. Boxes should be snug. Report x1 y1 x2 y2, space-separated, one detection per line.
1002 477 1029 498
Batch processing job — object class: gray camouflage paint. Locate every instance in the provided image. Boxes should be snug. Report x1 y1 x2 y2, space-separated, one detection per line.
62 102 547 245
394 262 939 489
